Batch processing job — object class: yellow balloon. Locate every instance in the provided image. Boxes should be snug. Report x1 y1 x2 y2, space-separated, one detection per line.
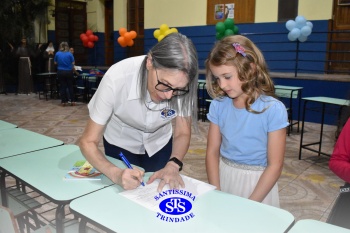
164 29 172 37
158 34 165 42
159 24 169 35
170 28 178 33
153 29 160 39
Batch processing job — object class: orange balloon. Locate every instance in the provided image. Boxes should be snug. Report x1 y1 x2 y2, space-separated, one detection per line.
123 32 132 41
127 39 134 47
129 31 137 39
86 30 93 36
119 28 127 36
117 37 127 47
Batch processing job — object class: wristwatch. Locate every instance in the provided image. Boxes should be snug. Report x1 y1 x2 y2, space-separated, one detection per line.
168 157 183 171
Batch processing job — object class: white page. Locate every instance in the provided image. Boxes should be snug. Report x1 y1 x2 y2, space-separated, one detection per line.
119 174 216 212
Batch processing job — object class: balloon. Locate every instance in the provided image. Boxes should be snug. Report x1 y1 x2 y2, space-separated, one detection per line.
88 34 95 41
81 35 89 43
170 28 178 33
87 41 94 48
233 25 239 35
216 32 224 40
159 24 169 34
119 28 127 36
117 37 127 47
215 22 226 33
86 30 93 36
158 34 165 42
94 35 99 41
290 28 301 40
306 21 313 29
129 30 137 39
295 16 306 28
124 32 132 42
298 35 308 42
286 20 296 31
224 18 234 30
301 26 311 36
153 29 161 39
224 29 234 36
287 32 297 41
80 33 86 40
127 39 134 47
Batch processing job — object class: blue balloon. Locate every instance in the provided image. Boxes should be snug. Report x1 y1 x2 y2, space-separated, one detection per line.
286 20 296 31
295 16 307 29
301 26 311 36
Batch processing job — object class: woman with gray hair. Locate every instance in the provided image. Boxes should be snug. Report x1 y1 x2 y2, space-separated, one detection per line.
54 41 76 106
79 33 198 191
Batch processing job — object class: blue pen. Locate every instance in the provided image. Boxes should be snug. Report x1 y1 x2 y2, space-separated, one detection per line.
119 152 145 186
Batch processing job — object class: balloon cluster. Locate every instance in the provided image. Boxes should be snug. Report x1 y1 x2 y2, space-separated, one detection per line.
80 30 99 48
153 24 178 42
117 28 137 47
215 18 239 40
286 16 313 42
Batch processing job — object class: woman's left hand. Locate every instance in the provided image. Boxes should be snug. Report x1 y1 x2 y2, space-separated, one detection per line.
147 162 185 192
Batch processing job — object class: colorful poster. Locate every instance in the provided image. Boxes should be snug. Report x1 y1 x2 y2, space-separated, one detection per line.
225 3 235 19
214 4 225 20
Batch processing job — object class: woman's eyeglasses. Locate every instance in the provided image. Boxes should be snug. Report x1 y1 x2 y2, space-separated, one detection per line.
154 67 189 96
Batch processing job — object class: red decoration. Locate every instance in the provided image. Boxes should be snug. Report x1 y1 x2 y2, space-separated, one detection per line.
80 29 99 48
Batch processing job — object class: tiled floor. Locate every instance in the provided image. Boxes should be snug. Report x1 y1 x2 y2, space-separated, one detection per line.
0 93 345 231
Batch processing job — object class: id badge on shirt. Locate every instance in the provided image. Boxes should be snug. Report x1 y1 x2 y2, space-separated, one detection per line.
161 108 177 120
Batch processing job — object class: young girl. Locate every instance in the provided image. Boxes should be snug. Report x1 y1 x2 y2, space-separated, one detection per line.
205 35 289 207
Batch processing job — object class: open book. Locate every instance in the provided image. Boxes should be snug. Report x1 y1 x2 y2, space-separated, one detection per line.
64 160 103 180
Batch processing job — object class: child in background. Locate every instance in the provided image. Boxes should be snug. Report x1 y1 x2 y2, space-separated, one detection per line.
205 35 289 207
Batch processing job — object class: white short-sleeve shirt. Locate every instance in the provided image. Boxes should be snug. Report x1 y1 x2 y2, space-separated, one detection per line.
88 55 181 156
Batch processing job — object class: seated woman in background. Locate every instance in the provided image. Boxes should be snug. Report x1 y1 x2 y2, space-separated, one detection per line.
328 103 350 229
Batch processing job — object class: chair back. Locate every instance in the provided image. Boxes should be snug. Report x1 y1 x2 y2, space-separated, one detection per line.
0 205 19 233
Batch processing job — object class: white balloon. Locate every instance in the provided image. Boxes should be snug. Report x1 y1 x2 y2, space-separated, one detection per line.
286 20 296 31
301 25 312 36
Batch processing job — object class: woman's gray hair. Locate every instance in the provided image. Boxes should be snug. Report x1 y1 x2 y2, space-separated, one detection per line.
139 33 199 124
59 42 69 52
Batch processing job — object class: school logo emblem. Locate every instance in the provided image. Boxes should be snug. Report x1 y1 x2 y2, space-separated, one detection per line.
154 189 195 222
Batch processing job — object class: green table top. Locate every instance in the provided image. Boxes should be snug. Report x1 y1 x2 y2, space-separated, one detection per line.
70 183 294 233
0 128 63 159
0 120 17 131
288 219 350 233
0 145 128 202
302 96 350 106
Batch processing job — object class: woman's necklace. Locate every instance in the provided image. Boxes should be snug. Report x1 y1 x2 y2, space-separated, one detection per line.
144 99 170 112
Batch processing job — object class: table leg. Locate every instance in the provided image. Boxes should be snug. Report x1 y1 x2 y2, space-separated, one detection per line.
0 170 8 206
55 204 65 233
298 100 308 160
317 103 326 156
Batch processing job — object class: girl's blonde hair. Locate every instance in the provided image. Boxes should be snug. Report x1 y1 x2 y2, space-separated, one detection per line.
205 35 275 113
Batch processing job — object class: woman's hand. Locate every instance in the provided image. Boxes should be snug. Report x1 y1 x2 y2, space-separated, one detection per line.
111 166 145 190
147 162 185 192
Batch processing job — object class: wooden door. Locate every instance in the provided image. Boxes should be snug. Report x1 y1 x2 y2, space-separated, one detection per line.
55 0 87 65
105 0 114 66
328 0 350 74
127 0 144 58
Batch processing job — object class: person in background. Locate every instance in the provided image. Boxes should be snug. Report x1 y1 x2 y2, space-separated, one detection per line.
205 35 289 207
328 103 350 229
69 47 80 76
43 41 55 73
78 33 198 191
54 41 76 106
8 37 41 94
